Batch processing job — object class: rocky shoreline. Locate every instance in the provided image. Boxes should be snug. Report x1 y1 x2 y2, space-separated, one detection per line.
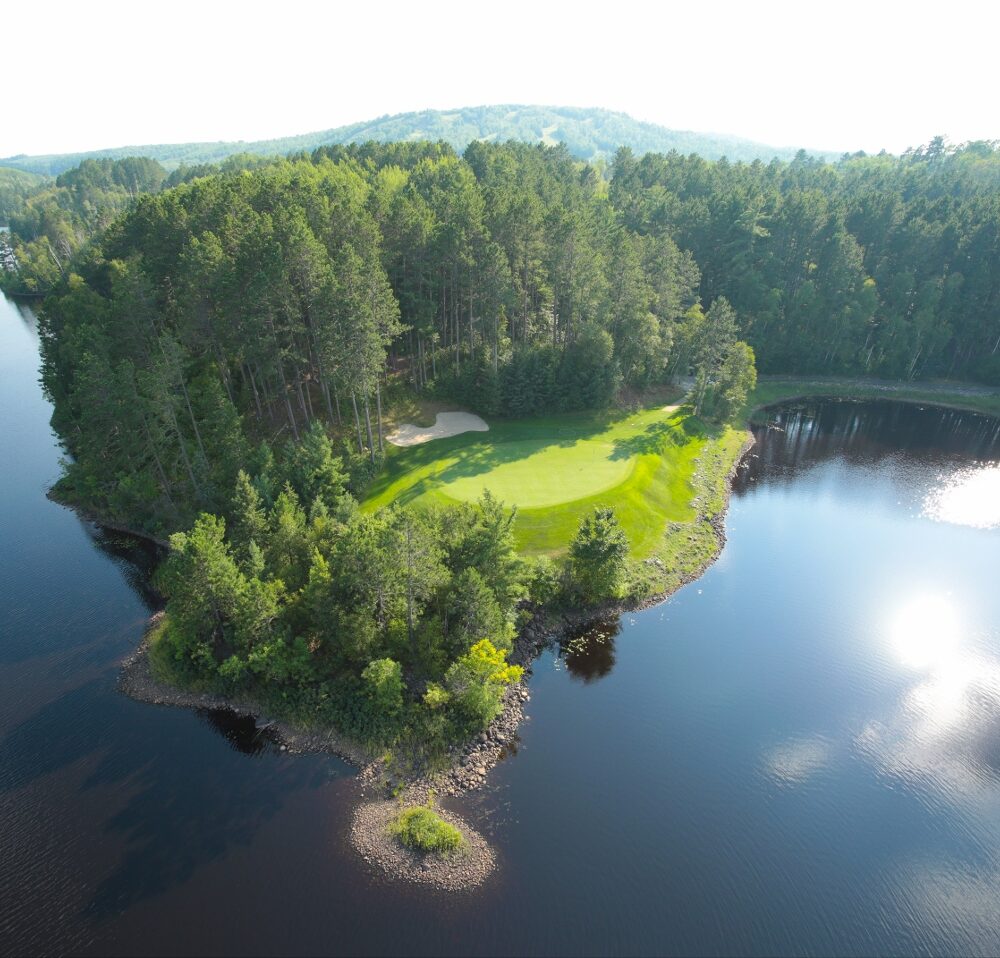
119 613 376 769
118 427 757 888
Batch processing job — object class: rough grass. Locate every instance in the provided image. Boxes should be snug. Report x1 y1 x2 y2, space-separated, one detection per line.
389 805 465 854
363 405 710 557
146 617 179 683
748 378 1000 420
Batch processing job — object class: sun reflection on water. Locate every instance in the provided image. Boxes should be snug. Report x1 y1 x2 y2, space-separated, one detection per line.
923 463 1000 530
859 594 1000 799
890 594 962 671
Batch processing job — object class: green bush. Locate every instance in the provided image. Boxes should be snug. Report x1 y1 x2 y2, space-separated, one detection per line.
390 804 465 854
362 658 405 714
569 506 629 601
445 639 523 730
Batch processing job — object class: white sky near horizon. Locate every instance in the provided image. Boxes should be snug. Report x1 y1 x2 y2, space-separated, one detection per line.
2 0 997 159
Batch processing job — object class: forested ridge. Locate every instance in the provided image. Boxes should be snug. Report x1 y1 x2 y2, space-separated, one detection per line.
5 135 1000 753
0 104 829 177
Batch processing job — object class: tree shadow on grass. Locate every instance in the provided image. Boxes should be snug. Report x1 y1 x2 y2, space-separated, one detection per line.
379 435 603 505
609 420 683 459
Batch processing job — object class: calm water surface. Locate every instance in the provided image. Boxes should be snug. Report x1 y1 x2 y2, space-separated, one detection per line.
2 290 1000 956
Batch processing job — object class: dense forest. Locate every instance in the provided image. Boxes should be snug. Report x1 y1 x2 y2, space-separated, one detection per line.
0 105 824 177
4 134 999 751
23 140 757 533
612 138 1000 381
0 166 46 225
5 137 999 531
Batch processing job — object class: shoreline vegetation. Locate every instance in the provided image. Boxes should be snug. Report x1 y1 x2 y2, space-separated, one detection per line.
100 379 998 886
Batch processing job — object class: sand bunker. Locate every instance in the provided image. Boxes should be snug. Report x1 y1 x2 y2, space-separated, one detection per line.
388 412 489 446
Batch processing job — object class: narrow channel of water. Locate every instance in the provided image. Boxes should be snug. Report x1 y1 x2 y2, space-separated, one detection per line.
2 290 1000 956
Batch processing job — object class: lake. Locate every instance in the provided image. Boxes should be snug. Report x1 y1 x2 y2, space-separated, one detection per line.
2 289 1000 956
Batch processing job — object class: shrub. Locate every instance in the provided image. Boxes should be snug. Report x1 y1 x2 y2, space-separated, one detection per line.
362 658 405 714
390 804 464 854
523 555 565 606
445 638 523 729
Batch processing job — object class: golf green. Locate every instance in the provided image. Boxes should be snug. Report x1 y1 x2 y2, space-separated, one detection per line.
442 438 633 508
363 406 707 557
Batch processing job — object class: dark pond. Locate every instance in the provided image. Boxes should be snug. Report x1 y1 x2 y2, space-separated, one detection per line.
2 290 1000 956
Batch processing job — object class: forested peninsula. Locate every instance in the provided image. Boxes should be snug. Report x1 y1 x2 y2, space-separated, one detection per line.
4 135 1000 784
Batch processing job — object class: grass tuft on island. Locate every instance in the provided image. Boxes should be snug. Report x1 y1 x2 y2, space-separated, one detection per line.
390 803 465 854
351 794 496 890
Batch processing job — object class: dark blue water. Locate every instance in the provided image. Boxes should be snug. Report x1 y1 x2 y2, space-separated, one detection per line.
3 289 1000 956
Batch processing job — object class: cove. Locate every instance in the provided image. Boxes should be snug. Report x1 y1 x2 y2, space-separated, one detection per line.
3 289 1000 956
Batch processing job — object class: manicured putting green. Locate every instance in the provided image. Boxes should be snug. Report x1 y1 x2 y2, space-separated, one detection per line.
363 406 707 557
442 438 632 508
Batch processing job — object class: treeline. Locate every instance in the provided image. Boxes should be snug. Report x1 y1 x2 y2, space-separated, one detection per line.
0 166 45 225
36 141 733 535
612 137 1000 383
28 136 1000 541
0 104 822 177
0 154 280 294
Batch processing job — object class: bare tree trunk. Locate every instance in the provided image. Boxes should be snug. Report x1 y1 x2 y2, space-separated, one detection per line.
245 363 263 420
362 390 375 463
138 407 177 509
331 380 343 425
321 379 335 422
295 368 310 425
351 390 364 453
375 377 384 454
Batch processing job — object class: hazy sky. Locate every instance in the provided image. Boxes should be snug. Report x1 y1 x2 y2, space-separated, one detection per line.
3 0 997 158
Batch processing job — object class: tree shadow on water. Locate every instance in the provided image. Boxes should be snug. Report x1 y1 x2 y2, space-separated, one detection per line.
0 676 342 921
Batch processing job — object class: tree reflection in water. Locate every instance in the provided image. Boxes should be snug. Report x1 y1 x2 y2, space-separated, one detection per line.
560 619 620 683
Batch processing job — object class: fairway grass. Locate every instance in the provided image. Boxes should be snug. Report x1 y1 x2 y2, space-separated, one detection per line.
363 406 714 557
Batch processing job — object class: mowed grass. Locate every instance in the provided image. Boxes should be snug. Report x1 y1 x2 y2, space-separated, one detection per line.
362 406 710 557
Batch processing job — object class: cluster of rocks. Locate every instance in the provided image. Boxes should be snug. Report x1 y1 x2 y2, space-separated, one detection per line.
350 798 496 891
437 682 530 794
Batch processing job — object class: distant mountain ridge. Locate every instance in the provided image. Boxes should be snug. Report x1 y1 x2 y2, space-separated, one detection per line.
0 106 840 177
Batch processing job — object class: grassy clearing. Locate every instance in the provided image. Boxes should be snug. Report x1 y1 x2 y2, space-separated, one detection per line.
749 378 1000 420
363 405 711 557
390 805 465 854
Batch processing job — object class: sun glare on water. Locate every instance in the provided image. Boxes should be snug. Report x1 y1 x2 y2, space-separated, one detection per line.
890 595 962 671
923 463 1000 530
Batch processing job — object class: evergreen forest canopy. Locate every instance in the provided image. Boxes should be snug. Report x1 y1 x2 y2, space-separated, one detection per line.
8 134 1000 754
0 105 833 177
0 166 46 225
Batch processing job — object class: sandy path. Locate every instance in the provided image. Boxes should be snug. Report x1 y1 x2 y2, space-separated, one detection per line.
387 411 489 446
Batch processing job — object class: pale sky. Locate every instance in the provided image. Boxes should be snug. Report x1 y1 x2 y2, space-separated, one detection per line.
3 0 997 159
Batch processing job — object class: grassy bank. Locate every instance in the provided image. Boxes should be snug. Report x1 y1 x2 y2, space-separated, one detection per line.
749 377 1000 420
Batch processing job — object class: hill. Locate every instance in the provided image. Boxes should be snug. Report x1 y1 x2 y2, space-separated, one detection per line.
0 166 47 222
0 105 838 176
